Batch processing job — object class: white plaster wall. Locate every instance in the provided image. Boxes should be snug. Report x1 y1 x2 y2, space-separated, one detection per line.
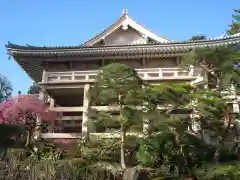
144 58 177 68
71 62 87 71
110 59 142 68
72 62 101 70
47 58 177 72
47 61 101 71
48 62 68 71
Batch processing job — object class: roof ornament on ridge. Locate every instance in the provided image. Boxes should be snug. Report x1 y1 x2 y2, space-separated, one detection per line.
122 8 128 15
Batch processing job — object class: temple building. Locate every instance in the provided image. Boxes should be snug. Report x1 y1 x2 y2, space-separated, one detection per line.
6 10 240 139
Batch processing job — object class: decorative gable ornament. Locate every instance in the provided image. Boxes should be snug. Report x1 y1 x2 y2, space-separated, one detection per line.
122 23 128 31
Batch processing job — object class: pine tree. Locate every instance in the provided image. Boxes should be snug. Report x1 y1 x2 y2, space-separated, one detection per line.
138 83 240 178
228 9 240 35
27 82 40 95
137 83 201 179
0 75 12 102
182 46 240 90
90 63 143 169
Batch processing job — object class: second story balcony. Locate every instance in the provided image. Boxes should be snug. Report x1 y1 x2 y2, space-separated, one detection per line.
42 67 203 84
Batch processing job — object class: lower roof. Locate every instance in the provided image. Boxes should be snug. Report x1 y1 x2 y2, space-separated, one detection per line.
6 34 240 57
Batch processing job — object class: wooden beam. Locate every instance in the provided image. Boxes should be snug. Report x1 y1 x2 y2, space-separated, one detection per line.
57 116 82 121
41 132 143 139
91 106 120 111
40 84 85 89
90 132 144 139
41 133 82 139
50 107 83 112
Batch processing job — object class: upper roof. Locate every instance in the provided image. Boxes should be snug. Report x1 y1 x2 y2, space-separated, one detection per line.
83 9 171 46
5 10 240 57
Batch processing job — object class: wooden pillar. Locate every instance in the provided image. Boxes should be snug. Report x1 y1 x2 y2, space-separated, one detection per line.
34 88 47 139
69 61 73 69
42 68 47 83
142 58 146 68
101 59 105 67
176 56 180 65
82 84 90 140
50 97 55 108
49 97 55 133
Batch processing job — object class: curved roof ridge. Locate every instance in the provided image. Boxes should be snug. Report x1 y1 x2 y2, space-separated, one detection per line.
82 13 126 46
125 14 171 43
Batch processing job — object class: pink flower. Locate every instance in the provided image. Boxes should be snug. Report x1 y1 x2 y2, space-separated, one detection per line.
0 94 57 125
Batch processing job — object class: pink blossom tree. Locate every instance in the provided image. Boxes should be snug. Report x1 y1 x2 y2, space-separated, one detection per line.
0 94 58 147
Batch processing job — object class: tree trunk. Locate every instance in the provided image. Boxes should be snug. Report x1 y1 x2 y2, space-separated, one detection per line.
214 109 232 163
123 168 148 180
173 131 197 179
216 77 220 89
214 142 220 164
233 123 240 156
119 94 126 169
121 124 126 169
25 130 32 147
0 147 6 161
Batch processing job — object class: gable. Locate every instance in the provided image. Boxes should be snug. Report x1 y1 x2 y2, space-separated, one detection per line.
104 26 147 45
83 11 171 47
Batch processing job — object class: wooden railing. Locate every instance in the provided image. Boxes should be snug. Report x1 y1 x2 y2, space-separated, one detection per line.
43 67 202 83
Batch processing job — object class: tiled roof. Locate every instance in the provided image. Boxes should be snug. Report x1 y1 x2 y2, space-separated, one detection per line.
6 33 240 56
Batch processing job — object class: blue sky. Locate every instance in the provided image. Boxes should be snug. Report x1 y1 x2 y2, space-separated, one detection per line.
0 0 239 94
